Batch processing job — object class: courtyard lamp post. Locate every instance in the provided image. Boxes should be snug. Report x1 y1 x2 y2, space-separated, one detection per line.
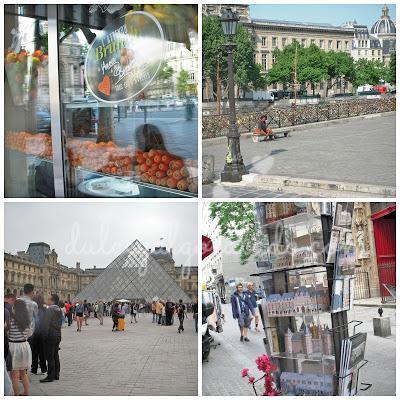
219 8 247 182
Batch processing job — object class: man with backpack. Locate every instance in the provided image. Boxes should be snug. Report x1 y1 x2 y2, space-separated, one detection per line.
177 299 185 333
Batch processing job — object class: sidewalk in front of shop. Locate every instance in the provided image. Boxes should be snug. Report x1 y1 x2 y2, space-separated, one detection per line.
203 303 396 396
354 296 396 309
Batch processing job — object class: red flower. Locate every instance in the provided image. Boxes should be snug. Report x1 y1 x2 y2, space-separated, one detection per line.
248 376 255 383
241 368 249 377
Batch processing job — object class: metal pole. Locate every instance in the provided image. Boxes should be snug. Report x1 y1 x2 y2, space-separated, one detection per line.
48 4 66 197
220 42 247 182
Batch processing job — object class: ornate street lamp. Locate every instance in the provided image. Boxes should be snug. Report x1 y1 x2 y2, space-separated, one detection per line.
219 7 247 182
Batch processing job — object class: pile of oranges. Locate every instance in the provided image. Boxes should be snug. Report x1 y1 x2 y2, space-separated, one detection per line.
135 149 198 193
5 131 52 159
66 140 135 177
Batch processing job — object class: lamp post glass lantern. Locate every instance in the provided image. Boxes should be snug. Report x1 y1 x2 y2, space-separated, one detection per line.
219 7 247 183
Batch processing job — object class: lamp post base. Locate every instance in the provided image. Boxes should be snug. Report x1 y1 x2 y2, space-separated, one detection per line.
221 163 247 183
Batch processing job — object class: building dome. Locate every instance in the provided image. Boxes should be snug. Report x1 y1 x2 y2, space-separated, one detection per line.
150 246 174 263
371 5 396 35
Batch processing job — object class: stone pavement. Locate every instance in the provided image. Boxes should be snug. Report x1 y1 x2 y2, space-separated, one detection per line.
202 303 396 396
26 313 197 396
203 113 395 196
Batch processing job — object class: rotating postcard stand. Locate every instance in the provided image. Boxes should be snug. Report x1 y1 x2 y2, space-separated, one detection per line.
254 206 371 396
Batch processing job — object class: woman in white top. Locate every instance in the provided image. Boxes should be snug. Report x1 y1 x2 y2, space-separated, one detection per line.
9 299 32 396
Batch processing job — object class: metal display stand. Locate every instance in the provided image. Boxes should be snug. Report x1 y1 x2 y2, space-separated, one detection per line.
254 209 370 396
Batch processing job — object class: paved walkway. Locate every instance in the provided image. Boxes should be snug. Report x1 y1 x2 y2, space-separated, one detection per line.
203 303 396 396
26 313 197 396
203 113 395 195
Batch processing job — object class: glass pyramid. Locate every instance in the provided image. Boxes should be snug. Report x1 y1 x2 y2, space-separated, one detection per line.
73 239 192 303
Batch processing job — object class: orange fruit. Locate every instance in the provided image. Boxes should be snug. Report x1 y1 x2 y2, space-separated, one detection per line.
177 179 188 191
167 177 178 189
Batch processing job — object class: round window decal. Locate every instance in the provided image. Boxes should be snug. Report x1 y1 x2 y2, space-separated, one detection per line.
84 11 165 103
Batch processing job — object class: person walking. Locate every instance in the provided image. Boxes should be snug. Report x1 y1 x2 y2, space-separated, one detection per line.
97 300 104 325
75 300 84 332
130 303 137 324
231 283 255 342
244 282 261 332
83 300 89 326
155 300 163 325
111 302 120 332
177 299 185 333
8 299 32 396
151 301 156 323
193 302 198 333
40 294 62 383
64 301 72 327
30 294 47 376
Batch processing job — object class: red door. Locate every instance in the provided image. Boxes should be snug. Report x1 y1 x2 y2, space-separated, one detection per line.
372 207 396 299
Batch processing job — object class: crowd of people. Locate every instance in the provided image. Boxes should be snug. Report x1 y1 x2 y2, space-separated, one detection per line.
4 283 198 395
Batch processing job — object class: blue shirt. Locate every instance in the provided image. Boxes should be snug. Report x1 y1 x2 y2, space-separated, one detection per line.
244 290 258 308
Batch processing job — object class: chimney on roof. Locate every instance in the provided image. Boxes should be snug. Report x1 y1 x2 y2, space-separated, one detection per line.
76 262 80 269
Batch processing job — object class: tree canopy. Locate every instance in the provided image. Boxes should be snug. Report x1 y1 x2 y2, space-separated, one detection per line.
209 202 259 265
353 58 389 87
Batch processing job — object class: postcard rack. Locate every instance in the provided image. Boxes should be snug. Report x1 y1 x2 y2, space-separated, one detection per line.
255 205 370 396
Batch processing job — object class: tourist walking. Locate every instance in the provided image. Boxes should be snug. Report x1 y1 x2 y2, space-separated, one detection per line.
244 282 261 332
40 294 62 383
177 299 185 333
30 294 47 375
151 301 156 323
111 302 120 331
83 300 89 326
130 303 137 323
65 301 73 327
8 299 32 396
75 300 84 332
231 283 255 342
165 300 174 326
97 300 104 325
156 300 163 325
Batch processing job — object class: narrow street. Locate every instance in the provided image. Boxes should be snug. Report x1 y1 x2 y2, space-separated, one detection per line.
203 302 396 396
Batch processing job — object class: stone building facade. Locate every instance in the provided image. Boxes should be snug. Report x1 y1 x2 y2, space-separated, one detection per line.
4 242 103 301
150 246 198 302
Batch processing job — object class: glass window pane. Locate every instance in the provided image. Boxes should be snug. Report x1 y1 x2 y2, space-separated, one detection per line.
4 5 54 197
58 5 198 198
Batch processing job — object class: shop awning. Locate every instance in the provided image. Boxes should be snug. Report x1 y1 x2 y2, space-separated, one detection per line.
202 235 213 260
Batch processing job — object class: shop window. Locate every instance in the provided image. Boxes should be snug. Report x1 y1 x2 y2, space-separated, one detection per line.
4 4 198 198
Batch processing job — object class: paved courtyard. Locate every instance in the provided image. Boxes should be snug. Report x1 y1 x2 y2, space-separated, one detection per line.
26 313 197 396
203 303 396 396
203 113 395 197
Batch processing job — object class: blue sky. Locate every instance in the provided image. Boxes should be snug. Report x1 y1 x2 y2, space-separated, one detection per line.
249 4 396 28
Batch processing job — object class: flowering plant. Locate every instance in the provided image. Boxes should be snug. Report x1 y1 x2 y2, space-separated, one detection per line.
241 354 279 396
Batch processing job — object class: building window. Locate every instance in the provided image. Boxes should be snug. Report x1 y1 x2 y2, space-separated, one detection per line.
189 72 195 82
311 39 315 45
301 38 306 47
378 50 381 55
272 54 276 64
328 40 333 49
372 50 375 56
345 41 349 49
319 40 324 49
282 37 287 47
272 37 277 47
337 41 341 50
261 36 266 47
262 54 267 71
336 79 341 89
272 83 277 89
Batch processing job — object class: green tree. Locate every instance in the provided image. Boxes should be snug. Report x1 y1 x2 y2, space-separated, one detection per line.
233 24 267 94
176 69 190 96
202 15 266 100
202 16 227 100
158 61 174 81
389 52 396 85
266 41 300 87
298 44 327 95
324 51 355 96
209 202 260 265
353 59 389 88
